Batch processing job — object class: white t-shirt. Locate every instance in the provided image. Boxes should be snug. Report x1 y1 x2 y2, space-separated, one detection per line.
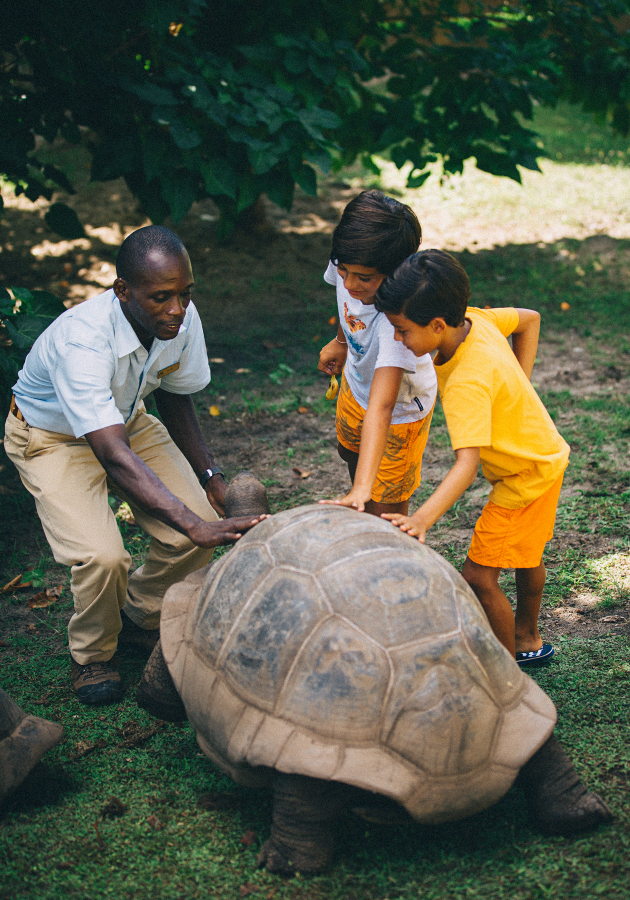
324 261 437 424
13 289 210 438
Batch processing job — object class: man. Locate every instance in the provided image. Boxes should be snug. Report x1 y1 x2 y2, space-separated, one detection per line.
4 226 264 704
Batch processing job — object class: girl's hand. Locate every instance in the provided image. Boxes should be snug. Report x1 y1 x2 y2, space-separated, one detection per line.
318 338 347 376
381 512 427 543
319 486 371 513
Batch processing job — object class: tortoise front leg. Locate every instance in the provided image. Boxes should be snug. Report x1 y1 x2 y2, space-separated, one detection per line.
518 733 613 834
136 640 187 722
257 773 349 875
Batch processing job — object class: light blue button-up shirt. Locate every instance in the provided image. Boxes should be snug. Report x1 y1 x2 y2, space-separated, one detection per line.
13 289 210 438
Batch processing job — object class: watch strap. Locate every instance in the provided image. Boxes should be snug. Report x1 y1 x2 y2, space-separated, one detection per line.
199 466 224 488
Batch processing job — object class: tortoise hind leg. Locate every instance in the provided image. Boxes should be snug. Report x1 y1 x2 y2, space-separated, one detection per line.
136 640 187 722
257 773 349 875
518 733 612 834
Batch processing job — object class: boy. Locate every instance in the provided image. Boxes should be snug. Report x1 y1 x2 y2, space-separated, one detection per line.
375 249 569 665
318 190 437 518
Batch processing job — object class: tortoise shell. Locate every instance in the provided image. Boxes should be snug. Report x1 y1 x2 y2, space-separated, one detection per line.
161 505 556 824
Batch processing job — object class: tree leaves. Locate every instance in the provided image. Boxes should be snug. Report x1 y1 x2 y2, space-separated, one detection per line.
2 1 630 229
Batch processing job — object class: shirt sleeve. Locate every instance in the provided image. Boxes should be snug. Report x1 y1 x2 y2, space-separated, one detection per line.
442 381 493 451
483 307 520 338
158 303 211 394
373 313 418 373
323 260 337 286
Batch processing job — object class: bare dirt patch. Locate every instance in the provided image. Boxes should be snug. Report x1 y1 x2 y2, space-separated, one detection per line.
1 161 629 651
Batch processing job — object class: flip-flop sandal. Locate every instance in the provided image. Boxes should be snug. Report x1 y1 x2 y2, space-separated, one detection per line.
515 644 554 667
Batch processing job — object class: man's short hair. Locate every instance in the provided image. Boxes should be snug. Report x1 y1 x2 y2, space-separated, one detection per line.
330 190 421 276
116 226 187 285
375 250 470 327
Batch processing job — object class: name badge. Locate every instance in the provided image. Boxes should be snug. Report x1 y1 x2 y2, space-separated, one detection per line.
157 362 180 379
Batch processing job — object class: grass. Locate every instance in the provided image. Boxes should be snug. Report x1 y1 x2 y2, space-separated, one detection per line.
1 101 630 898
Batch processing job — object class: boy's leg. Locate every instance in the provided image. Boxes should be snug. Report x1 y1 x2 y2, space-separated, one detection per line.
514 562 546 654
461 557 515 656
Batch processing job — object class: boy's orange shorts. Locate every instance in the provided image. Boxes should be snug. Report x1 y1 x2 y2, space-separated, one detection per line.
335 373 433 504
467 473 564 570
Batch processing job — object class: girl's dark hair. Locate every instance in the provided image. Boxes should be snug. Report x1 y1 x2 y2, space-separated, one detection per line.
330 189 421 276
375 250 470 327
116 225 187 285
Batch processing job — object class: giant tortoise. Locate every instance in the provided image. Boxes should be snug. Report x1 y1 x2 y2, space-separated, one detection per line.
137 473 611 874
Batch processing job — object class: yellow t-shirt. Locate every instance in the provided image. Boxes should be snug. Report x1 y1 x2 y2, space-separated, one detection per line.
435 307 570 509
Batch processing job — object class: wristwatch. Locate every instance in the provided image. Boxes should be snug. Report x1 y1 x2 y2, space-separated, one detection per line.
199 466 224 488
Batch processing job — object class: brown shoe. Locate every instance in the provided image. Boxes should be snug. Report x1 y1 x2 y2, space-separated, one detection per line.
71 656 122 705
118 610 160 656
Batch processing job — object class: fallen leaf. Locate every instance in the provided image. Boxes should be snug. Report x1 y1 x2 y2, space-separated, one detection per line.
292 467 312 479
64 262 72 273
262 339 284 350
28 587 61 609
75 738 107 758
1 574 32 593
561 301 571 311
240 830 257 847
297 406 309 414
239 884 259 898
101 796 127 818
119 724 163 749
328 316 337 325
209 405 221 417
146 815 164 830
59 280 68 288
0 640 9 648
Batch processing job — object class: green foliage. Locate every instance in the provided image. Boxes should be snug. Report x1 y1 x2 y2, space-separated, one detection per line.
0 286 66 411
2 1 630 231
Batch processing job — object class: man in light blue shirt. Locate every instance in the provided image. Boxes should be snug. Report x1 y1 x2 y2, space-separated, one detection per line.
4 226 263 705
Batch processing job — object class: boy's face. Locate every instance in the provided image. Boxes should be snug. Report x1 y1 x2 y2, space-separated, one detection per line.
386 312 443 357
337 263 384 305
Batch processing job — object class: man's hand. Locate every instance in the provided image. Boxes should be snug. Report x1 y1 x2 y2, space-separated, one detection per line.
318 337 347 376
204 473 227 517
188 515 268 548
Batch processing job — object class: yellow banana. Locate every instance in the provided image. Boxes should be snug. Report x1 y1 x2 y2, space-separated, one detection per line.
325 374 339 401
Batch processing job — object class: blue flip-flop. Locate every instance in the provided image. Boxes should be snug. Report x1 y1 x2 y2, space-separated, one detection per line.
515 644 554 667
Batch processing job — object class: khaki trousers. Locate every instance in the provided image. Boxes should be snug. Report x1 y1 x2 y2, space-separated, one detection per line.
4 407 216 665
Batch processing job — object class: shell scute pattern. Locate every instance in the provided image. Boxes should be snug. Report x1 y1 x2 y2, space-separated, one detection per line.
169 505 556 822
195 542 274 665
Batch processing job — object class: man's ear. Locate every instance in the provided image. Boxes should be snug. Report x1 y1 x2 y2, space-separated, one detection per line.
113 277 128 303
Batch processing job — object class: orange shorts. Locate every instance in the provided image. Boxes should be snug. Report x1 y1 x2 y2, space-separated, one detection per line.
468 474 564 569
336 372 433 504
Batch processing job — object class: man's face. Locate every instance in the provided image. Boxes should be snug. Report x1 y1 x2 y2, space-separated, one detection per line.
337 263 385 305
386 312 441 357
115 250 194 348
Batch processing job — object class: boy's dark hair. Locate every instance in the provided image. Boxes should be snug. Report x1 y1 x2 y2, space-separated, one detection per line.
375 249 470 327
116 225 187 285
330 189 421 276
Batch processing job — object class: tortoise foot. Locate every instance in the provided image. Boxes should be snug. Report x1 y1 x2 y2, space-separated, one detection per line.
519 733 613 835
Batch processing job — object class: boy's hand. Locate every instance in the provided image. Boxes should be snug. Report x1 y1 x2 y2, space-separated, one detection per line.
381 512 428 543
319 486 371 513
318 338 347 376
